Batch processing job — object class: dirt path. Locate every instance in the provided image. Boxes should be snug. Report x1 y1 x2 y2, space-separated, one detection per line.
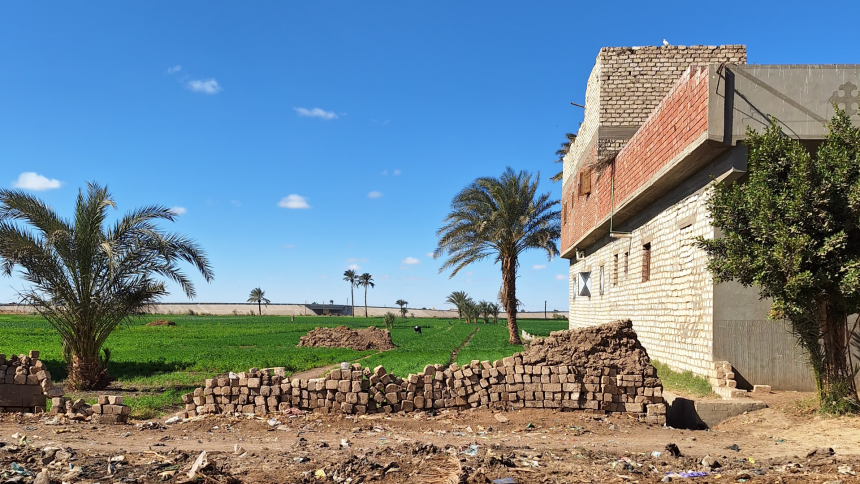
447 326 479 366
3 393 860 483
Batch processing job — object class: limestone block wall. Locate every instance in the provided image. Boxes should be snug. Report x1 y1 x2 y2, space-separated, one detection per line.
178 358 667 424
0 351 63 413
568 190 717 378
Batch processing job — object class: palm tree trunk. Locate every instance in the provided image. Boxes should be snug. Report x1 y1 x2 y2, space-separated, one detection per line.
502 256 522 345
364 287 368 318
351 286 355 317
258 300 261 317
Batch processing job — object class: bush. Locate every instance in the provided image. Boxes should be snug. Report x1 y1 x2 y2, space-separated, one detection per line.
383 312 396 330
552 313 566 320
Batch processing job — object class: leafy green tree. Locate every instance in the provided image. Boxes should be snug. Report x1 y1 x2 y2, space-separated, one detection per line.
247 287 270 316
446 290 470 320
435 168 560 344
0 183 213 389
551 133 576 183
358 273 375 318
695 111 860 413
395 299 408 318
382 311 396 330
343 269 358 317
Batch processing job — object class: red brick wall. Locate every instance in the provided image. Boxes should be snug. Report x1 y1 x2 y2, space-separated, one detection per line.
562 66 710 253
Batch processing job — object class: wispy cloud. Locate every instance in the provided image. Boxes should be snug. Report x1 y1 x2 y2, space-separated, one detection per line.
167 65 182 74
347 263 361 271
368 191 383 199
532 264 546 270
555 274 566 280
393 169 401 176
293 107 338 120
12 172 62 191
230 200 241 207
402 257 420 265
170 206 187 215
187 79 222 94
425 252 435 258
277 194 310 209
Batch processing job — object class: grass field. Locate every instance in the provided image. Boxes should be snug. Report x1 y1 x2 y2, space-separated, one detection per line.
0 313 568 416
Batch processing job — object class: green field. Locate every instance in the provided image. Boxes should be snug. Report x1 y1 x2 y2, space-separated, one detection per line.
0 313 567 416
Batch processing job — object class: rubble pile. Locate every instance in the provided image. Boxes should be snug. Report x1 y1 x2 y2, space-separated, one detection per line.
298 325 396 351
0 351 63 413
177 321 666 424
49 395 131 423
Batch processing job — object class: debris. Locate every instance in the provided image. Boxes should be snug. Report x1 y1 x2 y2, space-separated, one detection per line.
493 479 517 484
461 444 479 457
651 451 661 458
315 469 327 478
807 448 835 459
665 443 681 457
727 444 740 452
165 416 181 425
33 469 51 484
10 463 34 477
340 438 350 448
838 465 856 476
186 450 209 480
234 444 246 455
267 418 282 427
701 455 720 468
494 414 509 423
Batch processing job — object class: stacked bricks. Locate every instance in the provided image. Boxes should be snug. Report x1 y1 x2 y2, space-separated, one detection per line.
92 395 131 423
178 359 666 424
711 361 748 399
0 351 62 413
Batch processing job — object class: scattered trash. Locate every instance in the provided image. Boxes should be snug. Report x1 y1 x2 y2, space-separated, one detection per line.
838 465 856 476
775 438 785 443
294 457 310 463
267 418 282 428
727 444 740 452
315 468 327 478
665 443 681 457
461 444 479 457
701 455 720 468
234 444 246 455
340 438 350 448
10 463 34 477
525 423 535 429
493 478 517 484
651 451 662 458
165 416 180 425
665 471 709 478
187 450 209 480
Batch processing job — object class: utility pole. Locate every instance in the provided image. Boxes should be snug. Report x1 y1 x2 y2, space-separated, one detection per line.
544 301 547 320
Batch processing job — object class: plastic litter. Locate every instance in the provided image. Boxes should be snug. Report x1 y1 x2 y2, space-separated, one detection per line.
11 463 34 477
665 471 709 478
651 451 662 458
727 444 740 452
461 444 479 457
493 478 517 484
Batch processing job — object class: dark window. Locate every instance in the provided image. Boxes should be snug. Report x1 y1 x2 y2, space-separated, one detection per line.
642 243 652 282
599 265 605 295
578 169 592 195
624 251 629 276
613 254 618 286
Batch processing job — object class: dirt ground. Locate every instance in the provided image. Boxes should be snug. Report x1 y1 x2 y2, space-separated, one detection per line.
1 392 859 484
298 326 396 351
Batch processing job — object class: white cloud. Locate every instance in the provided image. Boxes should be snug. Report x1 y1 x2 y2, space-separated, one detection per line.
167 65 182 74
293 107 338 120
187 79 222 94
170 206 187 215
368 191 383 199
402 257 420 265
532 264 546 270
425 252 435 258
277 194 310 209
230 200 241 207
12 172 62 191
393 169 401 176
555 274 566 280
347 263 361 271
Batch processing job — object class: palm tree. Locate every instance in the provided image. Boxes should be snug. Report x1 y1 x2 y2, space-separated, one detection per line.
462 300 480 325
551 133 576 183
247 288 270 316
445 290 470 320
343 269 358 317
0 183 213 389
435 168 560 344
487 302 501 324
395 299 408 318
478 300 492 324
358 273 375 318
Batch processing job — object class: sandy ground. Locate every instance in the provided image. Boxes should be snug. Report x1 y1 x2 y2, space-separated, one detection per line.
1 392 859 483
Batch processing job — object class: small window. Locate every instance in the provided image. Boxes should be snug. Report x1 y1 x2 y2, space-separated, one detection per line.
599 265 605 295
624 251 629 276
613 254 619 286
577 272 592 297
642 243 652 282
562 201 567 225
578 169 592 195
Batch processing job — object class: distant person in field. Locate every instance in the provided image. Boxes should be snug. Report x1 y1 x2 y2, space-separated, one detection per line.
413 325 421 334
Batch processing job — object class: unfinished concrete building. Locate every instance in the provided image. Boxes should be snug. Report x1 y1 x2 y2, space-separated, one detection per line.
561 44 860 394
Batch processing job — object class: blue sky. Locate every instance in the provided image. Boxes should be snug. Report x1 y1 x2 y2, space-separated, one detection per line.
1 1 857 311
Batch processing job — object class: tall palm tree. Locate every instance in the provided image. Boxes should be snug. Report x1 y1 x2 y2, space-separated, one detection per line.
435 168 560 344
0 183 213 389
247 287 270 316
395 299 408 318
343 269 358 317
487 302 501 324
478 300 492 324
358 273 375 318
551 133 576 183
445 290 470 320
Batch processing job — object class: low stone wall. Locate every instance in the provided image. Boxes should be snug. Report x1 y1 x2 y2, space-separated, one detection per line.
0 351 63 413
177 357 667 424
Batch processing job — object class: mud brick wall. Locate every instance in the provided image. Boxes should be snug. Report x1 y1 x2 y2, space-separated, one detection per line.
0 351 60 413
178 358 667 425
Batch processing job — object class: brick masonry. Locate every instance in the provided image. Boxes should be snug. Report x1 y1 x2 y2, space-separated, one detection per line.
177 358 667 425
0 351 64 413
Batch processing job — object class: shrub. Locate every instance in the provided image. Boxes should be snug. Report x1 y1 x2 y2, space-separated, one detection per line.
383 312 396 330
